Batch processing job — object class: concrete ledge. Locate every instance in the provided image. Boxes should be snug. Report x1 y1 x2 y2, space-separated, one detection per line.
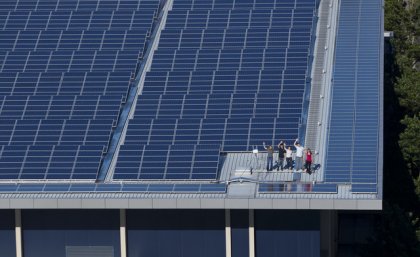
57 199 82 208
310 199 334 209
128 199 153 208
357 200 382 210
10 199 34 209
225 199 249 209
333 200 357 210
297 199 310 209
0 198 382 210
153 199 177 209
33 199 58 208
106 199 129 209
272 199 297 209
249 199 272 209
200 198 225 209
81 199 105 208
177 198 201 208
0 199 10 208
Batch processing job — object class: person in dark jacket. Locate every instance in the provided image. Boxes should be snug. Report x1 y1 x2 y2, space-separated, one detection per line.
277 141 286 171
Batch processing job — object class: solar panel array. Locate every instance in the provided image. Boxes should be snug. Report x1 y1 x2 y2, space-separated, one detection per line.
0 182 226 193
0 0 161 180
259 183 337 193
115 0 319 180
324 0 381 193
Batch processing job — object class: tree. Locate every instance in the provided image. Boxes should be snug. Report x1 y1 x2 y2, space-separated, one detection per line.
395 72 420 114
359 203 420 257
399 115 420 178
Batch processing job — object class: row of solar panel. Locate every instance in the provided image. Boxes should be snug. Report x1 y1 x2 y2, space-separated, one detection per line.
0 145 105 179
0 71 132 96
141 72 307 95
140 83 305 95
134 93 304 118
163 26 314 36
135 106 303 118
172 0 317 10
168 7 315 15
145 68 306 79
258 183 378 194
166 14 313 29
166 14 315 25
124 117 299 152
0 95 123 120
324 0 380 190
0 29 149 51
0 119 114 147
258 183 338 193
159 28 311 38
137 91 304 100
0 0 314 12
151 51 310 71
0 10 157 31
0 182 227 193
0 50 142 73
114 144 221 180
0 0 160 11
160 33 311 42
158 38 311 51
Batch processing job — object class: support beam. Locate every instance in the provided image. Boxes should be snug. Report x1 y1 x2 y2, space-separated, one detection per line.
120 209 127 257
15 209 22 257
320 210 337 257
249 209 255 257
225 209 232 257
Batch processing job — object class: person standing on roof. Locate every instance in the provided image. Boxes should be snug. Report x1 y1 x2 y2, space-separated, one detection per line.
304 148 313 175
277 141 286 171
263 142 274 171
294 138 304 171
285 145 293 171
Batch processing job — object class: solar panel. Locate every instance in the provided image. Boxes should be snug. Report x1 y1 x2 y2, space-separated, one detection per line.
0 0 161 181
258 183 338 193
324 0 381 189
0 182 226 193
116 0 319 180
351 184 377 193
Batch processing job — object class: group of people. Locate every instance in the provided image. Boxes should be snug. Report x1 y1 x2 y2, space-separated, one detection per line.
263 139 313 174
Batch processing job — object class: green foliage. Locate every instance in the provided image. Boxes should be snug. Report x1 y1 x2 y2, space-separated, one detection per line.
359 203 420 257
396 72 420 114
372 0 420 254
385 0 411 52
407 44 420 60
399 115 420 177
415 177 420 198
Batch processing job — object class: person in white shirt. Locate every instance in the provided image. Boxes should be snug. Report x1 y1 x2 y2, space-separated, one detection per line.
285 145 293 171
294 139 304 171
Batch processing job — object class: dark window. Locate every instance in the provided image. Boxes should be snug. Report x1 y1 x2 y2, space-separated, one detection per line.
231 210 249 257
255 210 320 257
127 210 225 257
22 210 120 257
0 210 16 257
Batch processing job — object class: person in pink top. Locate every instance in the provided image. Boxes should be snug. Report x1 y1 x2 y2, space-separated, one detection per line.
304 148 313 175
